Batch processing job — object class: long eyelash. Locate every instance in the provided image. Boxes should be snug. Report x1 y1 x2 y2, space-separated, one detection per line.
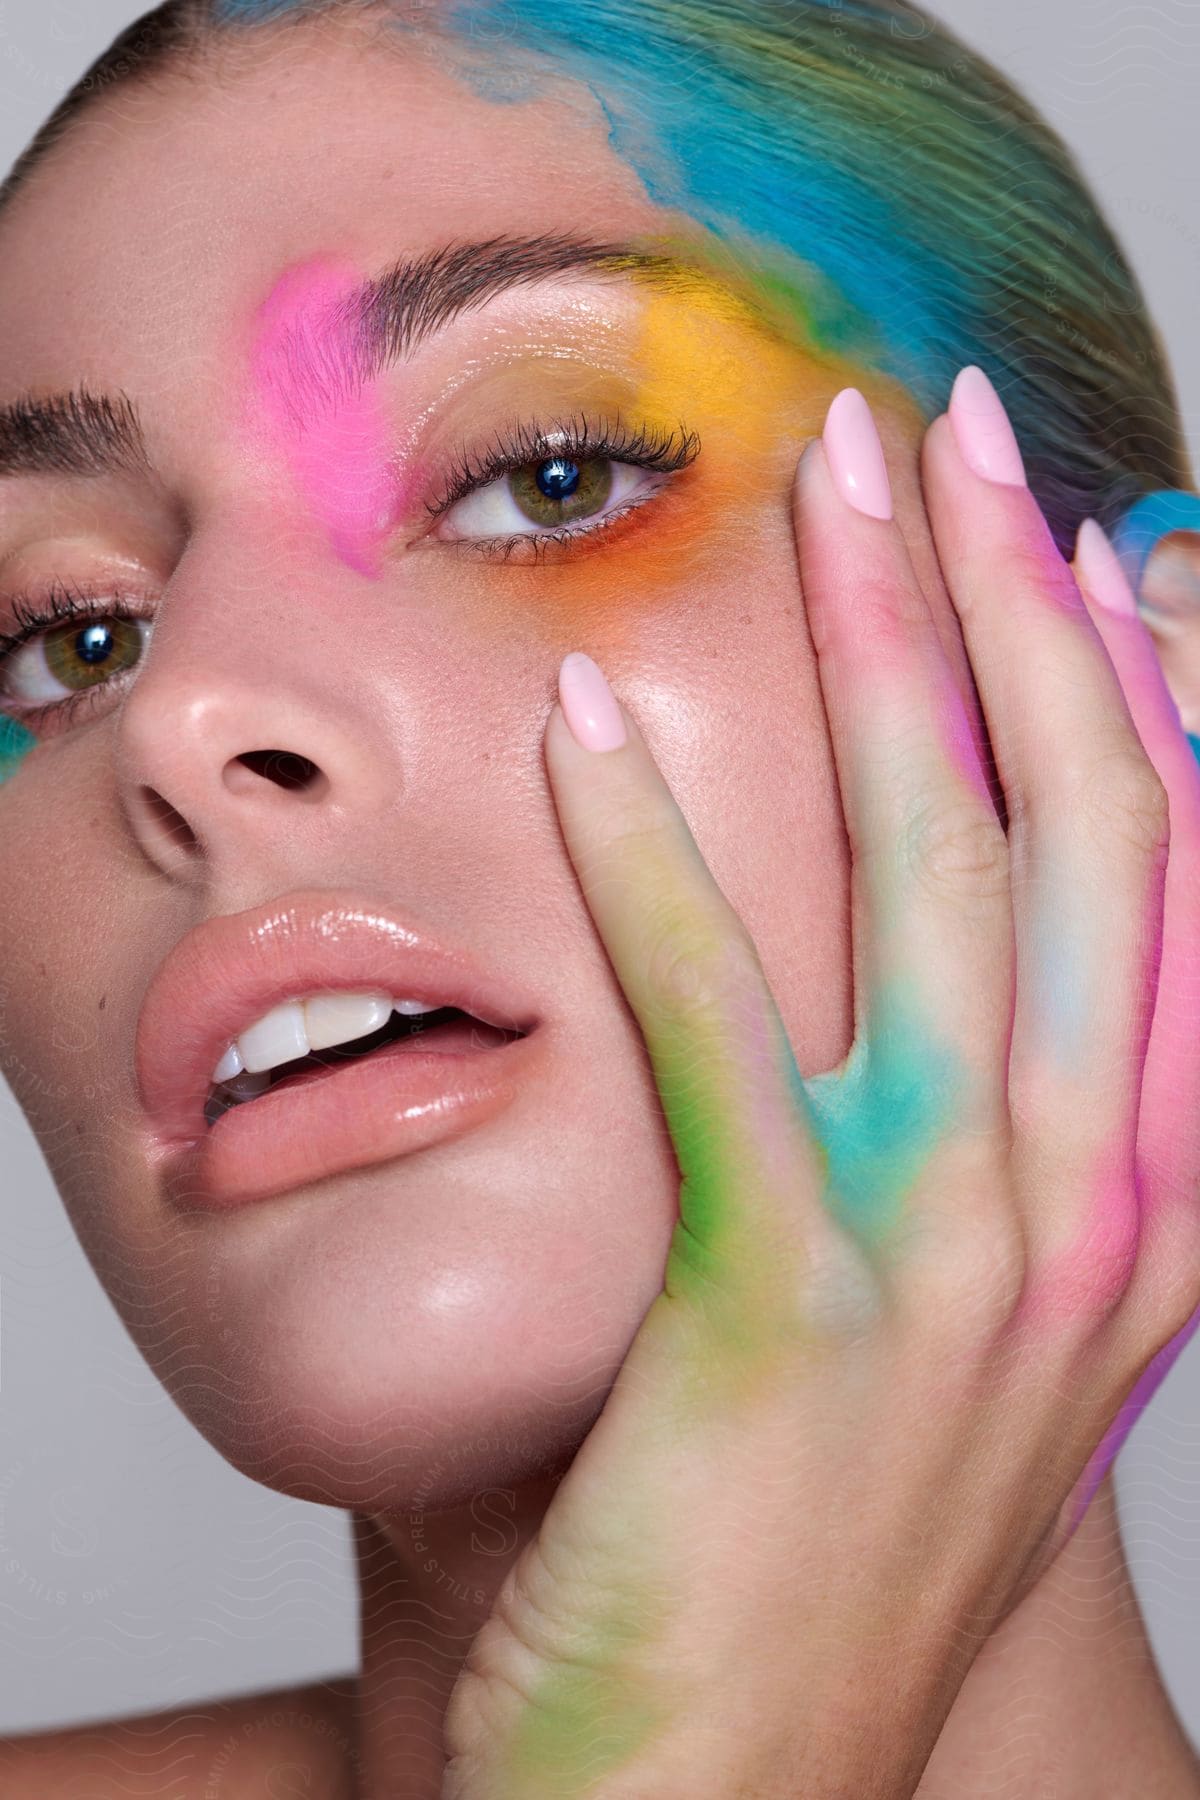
454 507 651 566
426 411 701 519
0 580 147 658
0 416 698 723
0 579 152 724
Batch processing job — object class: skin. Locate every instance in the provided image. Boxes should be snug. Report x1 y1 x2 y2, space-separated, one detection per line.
446 396 1200 1794
0 13 1199 1796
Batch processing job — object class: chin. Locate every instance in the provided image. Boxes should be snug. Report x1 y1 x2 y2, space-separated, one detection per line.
92 1119 681 1512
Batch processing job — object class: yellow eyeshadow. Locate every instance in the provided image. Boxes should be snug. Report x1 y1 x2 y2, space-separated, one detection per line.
630 283 816 452
433 281 908 644
465 289 835 633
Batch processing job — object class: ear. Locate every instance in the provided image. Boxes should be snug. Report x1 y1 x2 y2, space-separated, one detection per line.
1139 528 1200 739
1109 490 1200 745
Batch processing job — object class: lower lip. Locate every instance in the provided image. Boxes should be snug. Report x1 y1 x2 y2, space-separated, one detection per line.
157 1029 543 1209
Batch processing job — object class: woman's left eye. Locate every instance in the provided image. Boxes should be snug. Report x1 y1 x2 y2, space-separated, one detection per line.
1 610 152 712
436 455 661 543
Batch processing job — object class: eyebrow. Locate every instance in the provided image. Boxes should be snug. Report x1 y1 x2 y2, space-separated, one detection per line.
0 232 715 483
0 388 150 480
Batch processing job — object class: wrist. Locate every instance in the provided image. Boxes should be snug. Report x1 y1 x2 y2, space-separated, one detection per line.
917 1473 1200 1800
516 1650 969 1800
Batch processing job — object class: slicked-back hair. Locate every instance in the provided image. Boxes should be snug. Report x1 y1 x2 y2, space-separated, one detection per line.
0 0 1189 558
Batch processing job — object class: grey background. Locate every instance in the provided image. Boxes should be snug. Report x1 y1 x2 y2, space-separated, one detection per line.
1 0 1199 1738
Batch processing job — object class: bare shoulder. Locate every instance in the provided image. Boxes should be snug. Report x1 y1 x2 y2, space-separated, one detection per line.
0 1674 359 1799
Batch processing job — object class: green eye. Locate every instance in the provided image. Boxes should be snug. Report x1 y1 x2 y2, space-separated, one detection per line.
441 451 652 543
41 616 146 691
507 456 615 528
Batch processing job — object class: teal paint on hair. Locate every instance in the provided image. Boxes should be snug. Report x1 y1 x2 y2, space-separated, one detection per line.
0 715 37 785
445 0 948 389
215 0 311 18
199 0 1192 552
434 0 1185 553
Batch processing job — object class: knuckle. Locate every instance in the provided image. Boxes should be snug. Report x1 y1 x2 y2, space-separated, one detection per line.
1016 541 1087 613
899 791 1011 902
569 798 671 878
819 573 909 656
1037 1212 1142 1335
641 905 761 1021
1070 744 1171 863
892 1199 1028 1347
796 1231 888 1350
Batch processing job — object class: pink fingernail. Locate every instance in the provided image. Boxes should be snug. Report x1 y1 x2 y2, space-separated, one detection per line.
822 387 893 520
1075 517 1139 616
948 366 1027 488
558 651 628 752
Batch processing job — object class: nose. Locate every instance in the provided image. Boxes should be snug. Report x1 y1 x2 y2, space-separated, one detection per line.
113 559 402 890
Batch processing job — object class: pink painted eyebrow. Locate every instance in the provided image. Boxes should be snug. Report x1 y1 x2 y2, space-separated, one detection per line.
0 232 711 482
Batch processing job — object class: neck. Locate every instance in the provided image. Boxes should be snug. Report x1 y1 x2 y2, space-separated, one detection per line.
350 1472 563 1798
346 1469 1198 1800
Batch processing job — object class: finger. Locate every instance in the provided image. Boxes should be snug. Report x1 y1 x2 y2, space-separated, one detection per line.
921 369 1169 1305
793 389 1014 1252
543 652 850 1314
1072 520 1200 1309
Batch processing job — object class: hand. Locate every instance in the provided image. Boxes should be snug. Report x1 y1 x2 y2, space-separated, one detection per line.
441 371 1200 1800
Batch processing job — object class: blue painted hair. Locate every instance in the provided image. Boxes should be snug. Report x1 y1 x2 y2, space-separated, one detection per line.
0 0 1193 569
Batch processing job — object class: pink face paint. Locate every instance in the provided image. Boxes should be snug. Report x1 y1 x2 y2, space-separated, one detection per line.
250 257 399 576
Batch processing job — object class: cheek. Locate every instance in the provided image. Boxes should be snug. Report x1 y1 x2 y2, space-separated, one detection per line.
0 755 109 1104
654 647 855 1084
0 746 158 1260
478 469 859 1080
551 509 857 1081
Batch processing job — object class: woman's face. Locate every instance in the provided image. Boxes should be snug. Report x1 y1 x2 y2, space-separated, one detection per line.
0 20 976 1507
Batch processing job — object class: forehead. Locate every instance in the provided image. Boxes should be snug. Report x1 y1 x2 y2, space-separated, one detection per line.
0 26 671 406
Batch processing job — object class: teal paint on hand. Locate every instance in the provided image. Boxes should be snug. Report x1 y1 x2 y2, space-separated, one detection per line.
0 715 37 785
1188 733 1200 773
797 975 964 1246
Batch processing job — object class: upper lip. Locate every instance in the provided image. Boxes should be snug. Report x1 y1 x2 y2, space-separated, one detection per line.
135 887 542 1149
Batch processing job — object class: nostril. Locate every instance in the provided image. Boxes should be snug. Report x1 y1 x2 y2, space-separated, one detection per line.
139 787 201 857
234 749 323 794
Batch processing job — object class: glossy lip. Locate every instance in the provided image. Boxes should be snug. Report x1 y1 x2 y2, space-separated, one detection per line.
161 1029 548 1210
135 888 543 1203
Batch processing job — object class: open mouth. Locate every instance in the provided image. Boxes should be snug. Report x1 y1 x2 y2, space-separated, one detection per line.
203 1006 523 1128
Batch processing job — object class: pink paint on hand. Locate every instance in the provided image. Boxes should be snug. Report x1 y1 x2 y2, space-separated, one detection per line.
251 258 399 576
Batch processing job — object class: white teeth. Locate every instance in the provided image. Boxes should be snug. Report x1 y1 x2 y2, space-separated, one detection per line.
304 991 393 1053
236 1000 310 1075
209 992 444 1087
213 1041 245 1084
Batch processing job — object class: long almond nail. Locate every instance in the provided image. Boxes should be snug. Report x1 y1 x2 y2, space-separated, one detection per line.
822 387 893 520
558 652 627 752
1075 518 1139 616
948 366 1027 488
